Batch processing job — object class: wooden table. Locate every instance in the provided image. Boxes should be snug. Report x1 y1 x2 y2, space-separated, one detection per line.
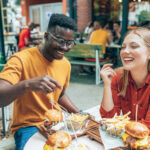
24 105 105 150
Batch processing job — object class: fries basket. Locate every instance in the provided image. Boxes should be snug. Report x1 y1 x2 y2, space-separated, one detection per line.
66 113 89 131
100 112 131 137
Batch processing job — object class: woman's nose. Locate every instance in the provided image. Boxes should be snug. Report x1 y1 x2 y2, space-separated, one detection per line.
123 47 130 53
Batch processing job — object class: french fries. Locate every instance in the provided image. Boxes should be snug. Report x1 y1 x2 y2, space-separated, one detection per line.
103 111 131 125
70 113 89 122
101 111 131 137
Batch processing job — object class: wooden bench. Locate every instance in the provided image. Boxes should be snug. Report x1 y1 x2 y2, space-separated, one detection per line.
65 43 112 84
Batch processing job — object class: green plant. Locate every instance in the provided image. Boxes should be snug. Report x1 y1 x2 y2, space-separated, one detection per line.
138 10 150 23
15 0 20 5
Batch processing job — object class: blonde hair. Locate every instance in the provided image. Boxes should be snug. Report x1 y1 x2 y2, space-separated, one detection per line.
119 27 150 97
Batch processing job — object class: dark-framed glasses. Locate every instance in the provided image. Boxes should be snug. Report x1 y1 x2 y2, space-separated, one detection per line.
49 32 75 47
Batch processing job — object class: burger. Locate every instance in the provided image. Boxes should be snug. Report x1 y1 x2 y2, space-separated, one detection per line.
122 121 150 149
43 131 71 150
44 109 63 127
45 109 63 122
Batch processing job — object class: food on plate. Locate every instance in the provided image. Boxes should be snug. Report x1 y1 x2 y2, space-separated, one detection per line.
101 112 131 136
44 109 63 127
102 111 131 124
38 109 64 134
45 109 63 122
69 143 90 150
70 113 89 122
66 113 89 131
122 121 150 149
43 131 71 150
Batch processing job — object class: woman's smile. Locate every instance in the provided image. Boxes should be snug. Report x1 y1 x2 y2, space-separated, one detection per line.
122 56 134 63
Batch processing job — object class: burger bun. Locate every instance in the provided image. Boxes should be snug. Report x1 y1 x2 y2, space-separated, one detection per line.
125 121 149 139
46 131 71 148
45 109 63 122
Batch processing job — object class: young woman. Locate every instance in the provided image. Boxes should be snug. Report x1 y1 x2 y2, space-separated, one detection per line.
100 28 150 129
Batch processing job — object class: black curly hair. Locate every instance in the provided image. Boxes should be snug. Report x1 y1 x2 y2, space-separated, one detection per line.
47 13 76 32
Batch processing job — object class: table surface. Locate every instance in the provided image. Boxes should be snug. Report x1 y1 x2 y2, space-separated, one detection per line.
24 105 104 150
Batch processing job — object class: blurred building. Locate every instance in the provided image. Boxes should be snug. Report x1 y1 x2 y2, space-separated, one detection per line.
19 0 111 32
2 0 150 33
20 0 64 32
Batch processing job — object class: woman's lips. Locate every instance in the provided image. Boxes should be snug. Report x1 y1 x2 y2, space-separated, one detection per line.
123 57 134 63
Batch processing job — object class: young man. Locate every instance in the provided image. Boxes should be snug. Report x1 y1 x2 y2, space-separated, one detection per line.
0 14 79 150
79 20 112 74
18 22 41 51
112 21 121 45
89 20 111 54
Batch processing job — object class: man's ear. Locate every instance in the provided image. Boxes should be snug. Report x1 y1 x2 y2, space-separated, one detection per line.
44 32 48 39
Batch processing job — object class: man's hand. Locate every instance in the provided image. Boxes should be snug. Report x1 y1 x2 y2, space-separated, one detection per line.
24 75 62 94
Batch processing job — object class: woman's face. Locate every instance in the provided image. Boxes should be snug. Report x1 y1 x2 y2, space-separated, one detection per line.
120 33 150 71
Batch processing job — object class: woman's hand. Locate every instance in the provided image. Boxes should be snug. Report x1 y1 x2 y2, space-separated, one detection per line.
24 75 62 94
100 64 116 86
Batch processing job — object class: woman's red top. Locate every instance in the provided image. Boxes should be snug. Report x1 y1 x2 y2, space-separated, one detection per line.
100 72 150 129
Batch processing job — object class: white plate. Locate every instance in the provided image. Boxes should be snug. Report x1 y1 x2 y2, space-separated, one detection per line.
99 127 124 150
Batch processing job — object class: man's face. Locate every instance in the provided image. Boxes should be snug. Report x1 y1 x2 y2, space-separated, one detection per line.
113 23 119 31
93 21 100 30
44 27 74 60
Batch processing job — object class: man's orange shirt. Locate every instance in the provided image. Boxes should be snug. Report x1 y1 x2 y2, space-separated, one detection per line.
89 29 108 54
100 72 150 129
18 28 30 50
0 47 71 134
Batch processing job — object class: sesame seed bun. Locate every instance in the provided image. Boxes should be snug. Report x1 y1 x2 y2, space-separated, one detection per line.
125 121 149 139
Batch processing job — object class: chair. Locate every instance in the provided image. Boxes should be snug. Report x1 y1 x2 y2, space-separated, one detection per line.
65 43 112 84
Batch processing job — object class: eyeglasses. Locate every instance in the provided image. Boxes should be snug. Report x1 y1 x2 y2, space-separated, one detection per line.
49 32 75 48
